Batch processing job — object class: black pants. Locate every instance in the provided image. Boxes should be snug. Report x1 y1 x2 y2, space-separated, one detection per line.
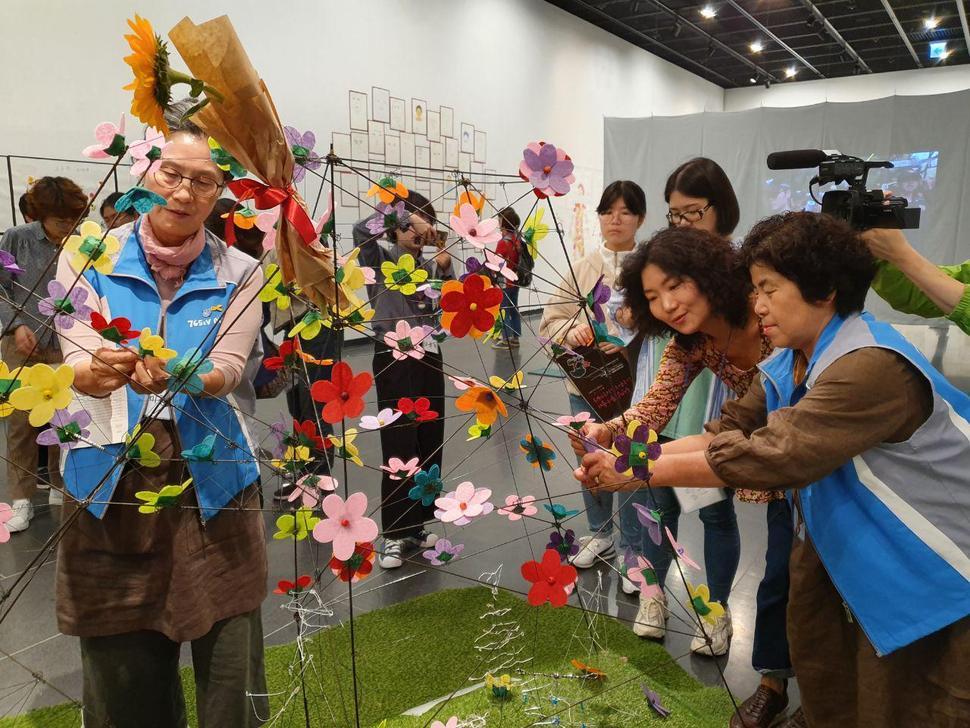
286 327 342 475
372 342 444 539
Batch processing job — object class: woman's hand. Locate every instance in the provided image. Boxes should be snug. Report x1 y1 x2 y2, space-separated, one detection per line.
861 228 913 265
615 305 634 329
598 341 623 355
130 355 170 395
82 347 140 395
566 324 594 348
574 450 640 492
13 326 37 356
568 421 612 458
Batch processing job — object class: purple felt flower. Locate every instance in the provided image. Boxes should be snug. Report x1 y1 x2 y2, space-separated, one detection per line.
0 250 24 275
37 280 92 330
36 408 92 450
423 538 464 565
547 528 578 562
614 424 662 481
459 256 485 282
284 126 321 183
641 683 671 718
522 143 574 196
586 275 611 324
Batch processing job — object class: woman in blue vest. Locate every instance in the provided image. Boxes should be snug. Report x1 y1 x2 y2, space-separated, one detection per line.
53 119 268 727
576 211 970 727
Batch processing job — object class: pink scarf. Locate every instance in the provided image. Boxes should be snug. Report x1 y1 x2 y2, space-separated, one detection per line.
139 216 207 283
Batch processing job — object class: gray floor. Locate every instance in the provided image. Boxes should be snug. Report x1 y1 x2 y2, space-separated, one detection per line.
2 319 967 722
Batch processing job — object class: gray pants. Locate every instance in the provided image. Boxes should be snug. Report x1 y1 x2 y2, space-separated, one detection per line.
80 609 268 728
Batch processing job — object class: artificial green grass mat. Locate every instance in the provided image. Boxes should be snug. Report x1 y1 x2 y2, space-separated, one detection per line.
1 587 734 727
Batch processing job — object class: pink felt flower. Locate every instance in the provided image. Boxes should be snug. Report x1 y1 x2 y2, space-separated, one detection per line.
288 474 337 508
448 374 483 391
128 127 167 177
82 115 126 159
484 248 518 283
380 456 421 481
519 141 575 198
450 203 501 250
0 502 12 543
556 411 593 431
626 555 663 599
384 320 432 361
434 482 494 526
431 719 458 728
359 407 403 431
256 207 281 251
312 492 379 561
498 494 538 521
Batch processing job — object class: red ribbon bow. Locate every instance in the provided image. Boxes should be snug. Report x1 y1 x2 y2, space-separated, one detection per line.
225 179 317 247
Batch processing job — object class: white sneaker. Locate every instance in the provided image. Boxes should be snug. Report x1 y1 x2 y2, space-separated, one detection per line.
633 593 667 638
6 499 33 533
405 530 438 549
379 538 406 569
570 535 615 569
48 488 64 505
690 609 733 656
616 557 638 595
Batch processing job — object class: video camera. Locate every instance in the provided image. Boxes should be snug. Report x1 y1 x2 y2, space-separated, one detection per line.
766 149 921 230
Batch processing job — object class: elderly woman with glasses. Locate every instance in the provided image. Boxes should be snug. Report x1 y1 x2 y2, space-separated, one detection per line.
52 117 268 728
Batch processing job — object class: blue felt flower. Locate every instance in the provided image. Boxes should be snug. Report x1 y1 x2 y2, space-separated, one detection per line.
543 503 579 523
181 433 216 462
408 464 443 506
166 353 215 396
114 186 167 214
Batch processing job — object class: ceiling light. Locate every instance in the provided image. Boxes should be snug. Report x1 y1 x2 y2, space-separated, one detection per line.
750 40 764 53
701 5 717 19
929 41 948 59
750 77 757 83
785 66 797 78
924 16 940 30
940 49 952 60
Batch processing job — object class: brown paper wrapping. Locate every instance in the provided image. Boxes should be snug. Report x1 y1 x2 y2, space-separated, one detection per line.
168 15 344 310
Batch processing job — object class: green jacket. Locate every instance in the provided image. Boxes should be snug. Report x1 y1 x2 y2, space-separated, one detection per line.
871 259 970 335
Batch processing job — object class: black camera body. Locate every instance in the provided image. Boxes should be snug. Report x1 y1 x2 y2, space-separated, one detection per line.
767 150 921 230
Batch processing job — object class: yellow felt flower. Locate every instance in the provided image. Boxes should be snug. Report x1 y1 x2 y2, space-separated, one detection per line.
124 424 162 468
259 263 294 310
381 254 428 296
324 296 375 334
288 310 325 341
687 582 726 626
64 221 121 275
327 428 362 467
136 478 192 514
522 208 549 259
122 14 171 133
485 673 512 699
9 363 74 427
336 247 371 292
0 361 26 418
367 177 409 205
137 328 177 361
273 508 320 541
489 371 526 391
271 445 313 472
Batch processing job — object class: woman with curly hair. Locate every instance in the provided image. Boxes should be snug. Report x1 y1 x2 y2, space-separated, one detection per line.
578 211 970 727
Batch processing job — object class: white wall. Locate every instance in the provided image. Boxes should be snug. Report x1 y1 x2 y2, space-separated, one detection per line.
724 64 970 110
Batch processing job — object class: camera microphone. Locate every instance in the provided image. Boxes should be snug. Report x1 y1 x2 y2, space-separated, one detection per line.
766 149 834 170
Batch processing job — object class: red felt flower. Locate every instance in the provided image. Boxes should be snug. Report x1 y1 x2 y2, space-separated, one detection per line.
289 419 328 450
521 548 577 607
90 311 139 344
273 574 313 596
439 274 504 339
264 338 333 371
310 362 373 423
329 541 376 583
397 396 438 422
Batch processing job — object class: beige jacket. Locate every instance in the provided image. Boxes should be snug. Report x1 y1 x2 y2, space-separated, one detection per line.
539 245 631 395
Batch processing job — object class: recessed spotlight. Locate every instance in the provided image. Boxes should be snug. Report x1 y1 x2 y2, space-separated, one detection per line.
785 66 797 78
930 41 948 59
750 77 757 84
750 40 764 53
701 5 717 19
924 16 940 30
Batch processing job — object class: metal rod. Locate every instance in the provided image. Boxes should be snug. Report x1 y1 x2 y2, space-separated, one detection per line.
878 0 923 67
795 0 872 73
5 156 15 227
724 0 825 78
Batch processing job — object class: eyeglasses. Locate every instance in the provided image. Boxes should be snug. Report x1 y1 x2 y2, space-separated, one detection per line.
153 166 222 198
666 203 712 225
598 209 638 221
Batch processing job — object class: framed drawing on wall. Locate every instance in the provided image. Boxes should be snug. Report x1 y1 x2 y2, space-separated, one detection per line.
440 106 454 138
427 110 440 142
349 90 368 131
445 137 458 168
474 130 486 163
385 134 401 166
415 145 430 170
401 133 416 167
339 173 358 208
350 131 368 162
411 98 427 135
430 141 443 171
390 97 406 131
332 132 351 162
460 122 474 154
368 121 385 156
372 86 390 123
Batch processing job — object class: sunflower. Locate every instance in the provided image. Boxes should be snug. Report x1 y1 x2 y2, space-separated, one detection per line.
122 15 172 133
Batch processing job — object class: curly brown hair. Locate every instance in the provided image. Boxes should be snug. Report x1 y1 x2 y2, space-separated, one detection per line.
619 226 751 347
740 212 876 316
25 177 88 221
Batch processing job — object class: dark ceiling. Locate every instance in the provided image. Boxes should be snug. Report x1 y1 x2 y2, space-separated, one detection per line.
546 0 970 88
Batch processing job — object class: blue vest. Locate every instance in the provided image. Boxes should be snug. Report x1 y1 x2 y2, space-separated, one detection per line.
760 312 970 655
63 222 259 521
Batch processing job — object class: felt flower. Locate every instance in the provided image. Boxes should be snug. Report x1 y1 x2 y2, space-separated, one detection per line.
408 464 443 506
310 362 373 423
423 538 464 565
263 338 332 371
124 424 161 468
396 397 438 422
367 201 409 236
498 494 538 521
434 482 493 526
586 274 611 324
35 408 92 450
359 407 403 431
114 186 167 214
455 385 507 427
182 433 216 462
687 582 726 626
324 298 375 334
453 190 485 217
613 420 662 481
0 250 24 276
430 718 458 728
383 320 432 361
0 363 25 418
287 419 328 454
521 548 577 607
543 503 579 523
207 137 246 179
448 374 483 391
82 115 127 159
288 473 337 508
381 456 421 482
64 221 121 274
641 684 671 718
284 126 320 183
135 477 192 514
592 319 625 348
253 206 280 251
9 364 74 427
489 371 526 392
0 502 13 544
166 353 214 396
571 659 606 681
485 673 512 700
666 526 701 570
519 141 575 198
89 312 139 345
315 201 335 242
259 263 297 310
522 208 549 259
313 492 379 560
274 575 313 596
547 528 578 562
520 435 556 471
271 445 314 474
336 247 376 291
632 503 663 546
439 275 504 339
288 309 326 341
483 248 518 283
417 279 443 300
137 328 177 361
274 508 320 541
626 554 663 599
38 280 92 330
128 126 166 177
367 176 409 205
327 429 363 466
555 411 593 431
467 422 492 440
329 541 376 583
450 203 501 250
381 254 428 296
